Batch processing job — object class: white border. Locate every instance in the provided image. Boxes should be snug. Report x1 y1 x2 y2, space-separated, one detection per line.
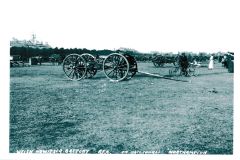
1 0 239 159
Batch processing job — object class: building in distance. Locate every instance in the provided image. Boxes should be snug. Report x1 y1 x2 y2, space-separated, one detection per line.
10 34 51 49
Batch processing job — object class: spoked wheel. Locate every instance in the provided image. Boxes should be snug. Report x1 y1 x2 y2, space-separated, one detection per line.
193 68 199 76
81 53 97 78
153 56 164 67
63 54 87 80
103 53 129 82
123 54 138 80
158 56 165 67
187 67 196 76
189 64 199 76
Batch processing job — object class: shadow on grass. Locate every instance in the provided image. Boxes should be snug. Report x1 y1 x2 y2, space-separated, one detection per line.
60 71 230 83
148 65 176 69
197 72 231 77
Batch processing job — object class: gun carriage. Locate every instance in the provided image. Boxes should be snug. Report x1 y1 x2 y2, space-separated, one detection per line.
63 53 193 82
152 55 177 67
63 53 138 82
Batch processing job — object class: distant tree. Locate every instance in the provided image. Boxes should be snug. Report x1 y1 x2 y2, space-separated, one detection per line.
82 48 89 53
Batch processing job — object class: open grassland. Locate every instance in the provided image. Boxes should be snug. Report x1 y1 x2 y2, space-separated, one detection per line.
10 62 233 154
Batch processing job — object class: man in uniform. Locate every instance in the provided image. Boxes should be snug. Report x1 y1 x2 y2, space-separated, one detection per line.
179 53 189 76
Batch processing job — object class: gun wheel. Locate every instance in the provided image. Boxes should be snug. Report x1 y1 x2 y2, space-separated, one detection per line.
103 53 129 82
63 54 87 80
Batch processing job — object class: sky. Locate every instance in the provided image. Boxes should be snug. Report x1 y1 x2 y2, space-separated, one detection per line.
2 0 239 53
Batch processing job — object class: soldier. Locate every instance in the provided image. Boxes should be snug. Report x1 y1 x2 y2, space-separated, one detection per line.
179 53 189 76
222 54 228 68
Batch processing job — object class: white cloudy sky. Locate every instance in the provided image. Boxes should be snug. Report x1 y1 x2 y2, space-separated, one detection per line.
2 0 240 52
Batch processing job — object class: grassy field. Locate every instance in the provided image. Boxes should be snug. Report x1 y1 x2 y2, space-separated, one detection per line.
10 62 233 154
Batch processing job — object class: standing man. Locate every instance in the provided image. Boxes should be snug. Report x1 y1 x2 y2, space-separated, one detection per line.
179 53 189 76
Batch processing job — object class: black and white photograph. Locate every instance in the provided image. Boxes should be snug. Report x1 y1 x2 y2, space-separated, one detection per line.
0 0 239 160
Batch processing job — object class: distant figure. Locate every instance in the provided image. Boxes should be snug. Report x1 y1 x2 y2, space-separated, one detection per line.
226 52 234 73
208 54 214 70
38 56 42 65
179 53 189 76
222 55 227 68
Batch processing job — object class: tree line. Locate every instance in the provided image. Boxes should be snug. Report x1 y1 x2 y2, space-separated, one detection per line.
10 46 221 63
10 47 114 61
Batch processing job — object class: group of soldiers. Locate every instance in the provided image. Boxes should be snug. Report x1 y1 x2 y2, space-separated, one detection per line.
177 52 234 75
220 52 234 73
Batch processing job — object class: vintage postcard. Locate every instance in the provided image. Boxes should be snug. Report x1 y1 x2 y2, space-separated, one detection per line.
1 0 239 160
